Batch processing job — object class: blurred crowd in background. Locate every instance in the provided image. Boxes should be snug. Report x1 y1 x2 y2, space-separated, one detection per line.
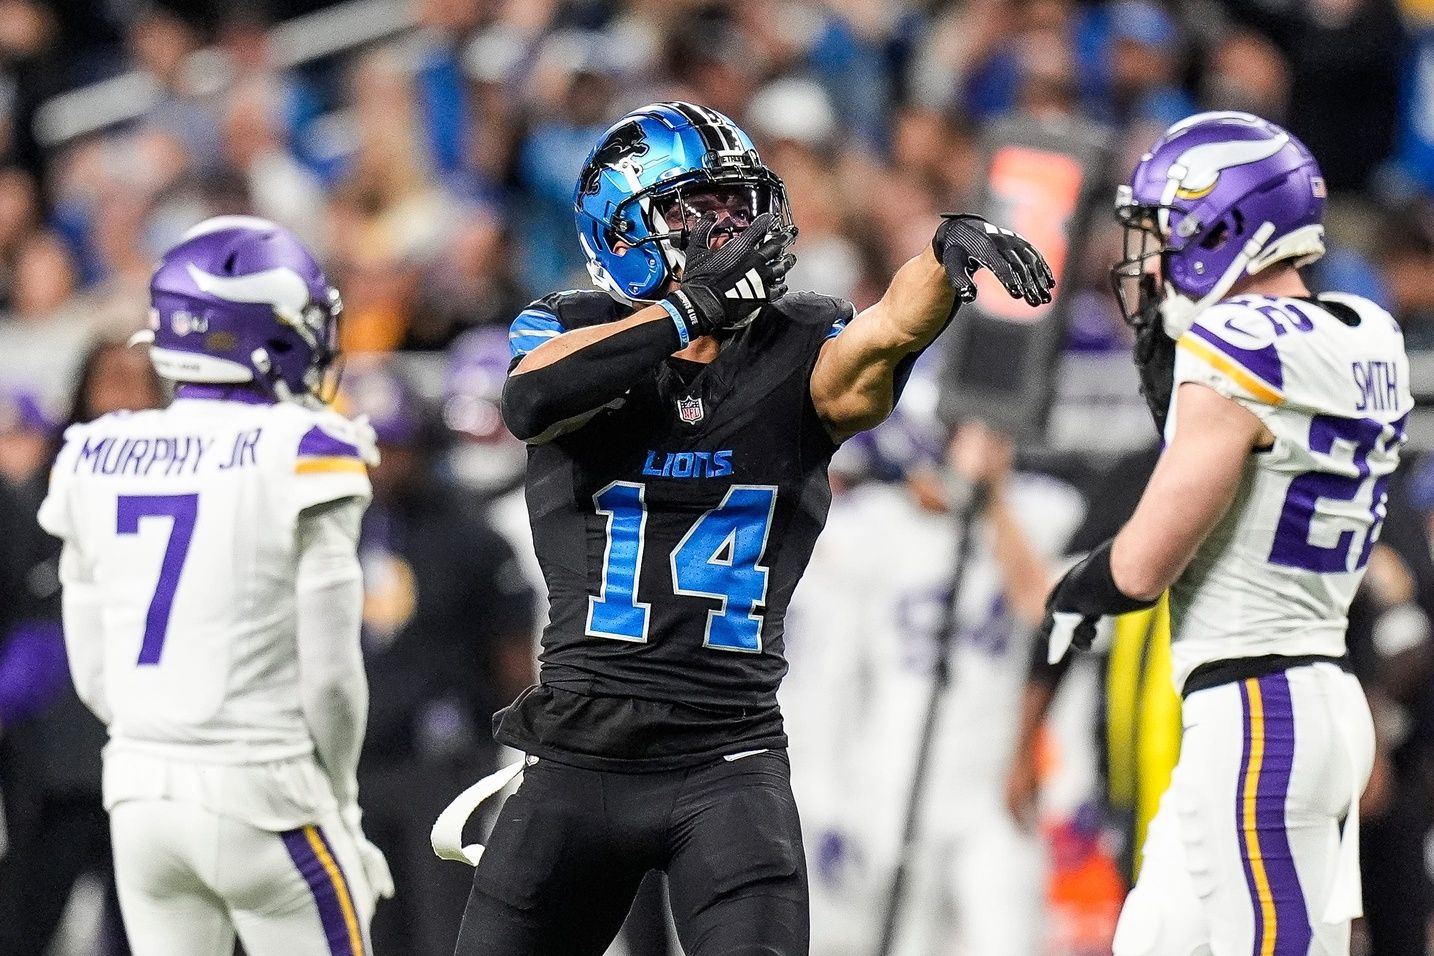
0 0 1433 954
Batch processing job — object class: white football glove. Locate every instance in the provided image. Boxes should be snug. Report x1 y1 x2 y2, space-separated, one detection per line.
342 805 395 901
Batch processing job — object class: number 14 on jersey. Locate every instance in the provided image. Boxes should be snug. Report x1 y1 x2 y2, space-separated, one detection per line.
587 482 778 653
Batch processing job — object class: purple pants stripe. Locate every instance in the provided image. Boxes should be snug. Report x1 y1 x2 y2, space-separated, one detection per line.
1254 673 1311 954
1238 675 1312 955
281 826 365 956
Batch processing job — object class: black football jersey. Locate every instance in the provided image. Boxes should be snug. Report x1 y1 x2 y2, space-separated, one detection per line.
495 289 854 770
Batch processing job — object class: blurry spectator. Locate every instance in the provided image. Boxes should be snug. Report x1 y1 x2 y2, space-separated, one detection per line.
1222 0 1405 191
220 77 328 251
1101 1 1196 127
1373 206 1434 350
1200 27 1291 119
0 230 93 400
0 387 59 484
515 30 623 293
126 7 221 173
0 0 62 177
215 9 324 167
341 361 535 956
0 338 159 956
409 208 525 348
331 48 456 353
411 0 486 178
12 229 77 319
749 78 871 302
0 165 39 305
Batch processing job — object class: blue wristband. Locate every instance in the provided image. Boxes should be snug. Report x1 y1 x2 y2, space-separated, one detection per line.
658 298 691 349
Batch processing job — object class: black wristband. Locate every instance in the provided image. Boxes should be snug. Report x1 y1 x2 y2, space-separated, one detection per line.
1057 540 1158 619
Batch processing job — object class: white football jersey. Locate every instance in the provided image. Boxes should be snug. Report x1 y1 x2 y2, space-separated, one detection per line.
782 475 1085 852
1166 293 1411 689
38 396 373 765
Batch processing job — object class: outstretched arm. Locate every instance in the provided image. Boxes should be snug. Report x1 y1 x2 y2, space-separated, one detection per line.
809 249 955 440
809 216 1053 441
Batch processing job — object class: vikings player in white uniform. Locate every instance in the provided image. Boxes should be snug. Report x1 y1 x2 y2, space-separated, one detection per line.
784 405 1089 955
39 218 393 956
1045 113 1411 955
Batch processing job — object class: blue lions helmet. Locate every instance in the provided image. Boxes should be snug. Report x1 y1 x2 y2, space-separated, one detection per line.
574 102 792 303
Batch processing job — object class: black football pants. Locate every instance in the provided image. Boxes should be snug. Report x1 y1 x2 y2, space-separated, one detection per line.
455 749 809 955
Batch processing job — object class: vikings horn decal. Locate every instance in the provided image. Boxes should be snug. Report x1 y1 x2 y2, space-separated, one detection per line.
1172 134 1289 201
185 263 311 312
581 122 650 196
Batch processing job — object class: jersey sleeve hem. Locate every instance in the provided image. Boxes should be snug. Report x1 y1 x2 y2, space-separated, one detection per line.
509 307 566 359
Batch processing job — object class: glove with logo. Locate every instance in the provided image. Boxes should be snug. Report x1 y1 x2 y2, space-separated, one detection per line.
661 212 797 340
933 214 1055 306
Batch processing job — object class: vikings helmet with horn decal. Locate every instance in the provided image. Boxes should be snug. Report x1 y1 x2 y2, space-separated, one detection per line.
1112 111 1327 337
133 216 343 403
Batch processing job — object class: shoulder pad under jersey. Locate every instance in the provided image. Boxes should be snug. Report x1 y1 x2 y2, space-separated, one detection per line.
510 290 630 359
770 291 856 338
1175 297 1289 406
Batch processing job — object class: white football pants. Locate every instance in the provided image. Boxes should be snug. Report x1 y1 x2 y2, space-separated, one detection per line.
1114 663 1373 956
897 792 1045 956
111 798 375 956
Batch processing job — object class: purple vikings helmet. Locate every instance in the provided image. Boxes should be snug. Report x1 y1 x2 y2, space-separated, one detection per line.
443 326 528 493
134 216 342 402
1113 111 1327 335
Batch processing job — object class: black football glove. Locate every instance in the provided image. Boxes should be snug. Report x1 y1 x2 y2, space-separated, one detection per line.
932 214 1054 306
1037 540 1157 664
1130 273 1177 434
663 212 797 339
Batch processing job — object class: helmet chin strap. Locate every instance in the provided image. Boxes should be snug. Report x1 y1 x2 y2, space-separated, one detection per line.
1159 220 1277 338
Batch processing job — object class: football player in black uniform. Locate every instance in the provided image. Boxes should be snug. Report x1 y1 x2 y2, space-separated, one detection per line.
453 102 1054 955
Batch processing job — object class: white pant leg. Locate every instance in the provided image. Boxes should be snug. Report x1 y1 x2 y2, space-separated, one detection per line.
888 836 954 956
111 800 238 956
1114 665 1373 956
112 799 373 956
225 808 374 956
950 794 1045 956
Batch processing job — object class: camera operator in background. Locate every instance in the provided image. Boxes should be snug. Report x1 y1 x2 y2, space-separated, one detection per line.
341 362 535 956
783 403 1100 955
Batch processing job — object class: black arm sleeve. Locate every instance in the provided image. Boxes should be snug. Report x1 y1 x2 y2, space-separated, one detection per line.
502 315 682 441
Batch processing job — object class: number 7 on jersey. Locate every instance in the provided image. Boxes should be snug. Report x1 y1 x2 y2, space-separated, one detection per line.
116 494 198 665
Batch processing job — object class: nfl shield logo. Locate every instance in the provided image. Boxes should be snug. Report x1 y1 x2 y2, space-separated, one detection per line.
677 395 704 424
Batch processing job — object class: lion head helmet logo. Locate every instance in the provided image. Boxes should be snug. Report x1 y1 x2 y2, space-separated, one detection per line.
581 121 650 196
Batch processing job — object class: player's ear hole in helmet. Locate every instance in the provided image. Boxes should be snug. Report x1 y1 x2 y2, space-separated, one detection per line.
573 102 793 303
1111 111 1327 337
133 215 345 405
